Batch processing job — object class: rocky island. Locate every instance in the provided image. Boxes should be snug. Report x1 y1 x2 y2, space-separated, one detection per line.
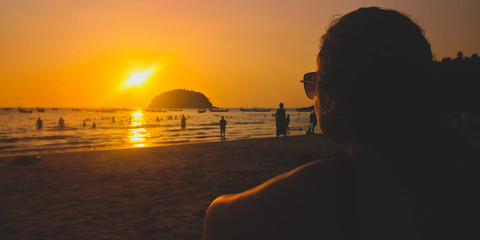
148 89 213 109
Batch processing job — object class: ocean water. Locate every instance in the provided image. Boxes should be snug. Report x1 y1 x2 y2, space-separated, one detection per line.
0 108 316 157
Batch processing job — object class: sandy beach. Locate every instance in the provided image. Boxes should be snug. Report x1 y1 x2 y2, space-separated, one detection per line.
0 135 346 240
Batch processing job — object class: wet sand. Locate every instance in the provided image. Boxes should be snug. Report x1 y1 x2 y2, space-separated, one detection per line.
0 135 345 240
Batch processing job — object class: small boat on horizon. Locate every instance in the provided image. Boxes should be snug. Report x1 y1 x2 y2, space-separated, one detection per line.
3 107 11 111
114 108 132 111
296 106 314 112
18 106 33 113
144 108 167 112
72 108 84 111
241 107 271 112
198 108 207 113
96 108 116 113
253 108 271 112
52 107 58 111
209 108 229 112
37 107 45 112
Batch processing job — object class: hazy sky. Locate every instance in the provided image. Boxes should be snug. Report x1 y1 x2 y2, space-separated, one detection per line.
1 0 479 108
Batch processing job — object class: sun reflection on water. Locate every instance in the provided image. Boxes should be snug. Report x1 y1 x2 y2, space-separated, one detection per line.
128 110 149 147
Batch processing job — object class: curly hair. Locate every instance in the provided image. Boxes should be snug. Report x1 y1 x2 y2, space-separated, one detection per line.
317 7 438 143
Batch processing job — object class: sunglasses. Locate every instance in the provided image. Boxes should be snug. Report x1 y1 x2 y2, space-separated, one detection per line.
300 72 320 99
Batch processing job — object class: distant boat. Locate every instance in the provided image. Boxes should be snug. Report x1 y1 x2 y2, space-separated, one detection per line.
198 108 207 113
253 108 271 112
72 108 84 111
97 108 116 113
114 108 131 111
37 107 45 112
52 107 58 111
169 108 183 112
241 107 270 112
296 106 314 112
18 107 33 113
209 108 229 112
144 108 167 112
3 108 11 111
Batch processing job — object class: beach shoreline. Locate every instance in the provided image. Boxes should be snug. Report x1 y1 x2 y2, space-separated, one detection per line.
0 108 316 157
0 133 314 158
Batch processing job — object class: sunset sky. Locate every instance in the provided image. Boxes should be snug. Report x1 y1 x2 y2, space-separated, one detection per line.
1 0 479 108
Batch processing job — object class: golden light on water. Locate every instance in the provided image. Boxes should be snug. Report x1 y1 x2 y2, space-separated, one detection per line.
128 110 150 147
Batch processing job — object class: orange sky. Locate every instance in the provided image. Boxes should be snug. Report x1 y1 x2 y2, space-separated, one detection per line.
1 0 479 108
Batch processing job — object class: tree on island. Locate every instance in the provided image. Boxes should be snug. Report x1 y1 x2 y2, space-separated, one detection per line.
434 51 480 126
148 89 213 109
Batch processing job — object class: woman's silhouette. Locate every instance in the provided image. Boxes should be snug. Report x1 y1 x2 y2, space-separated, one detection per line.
203 7 479 240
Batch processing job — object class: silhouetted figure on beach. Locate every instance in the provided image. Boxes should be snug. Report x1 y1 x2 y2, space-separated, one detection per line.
83 120 86 127
219 116 227 140
36 117 43 130
112 116 115 123
58 117 65 129
92 122 96 128
203 7 480 240
309 112 317 134
274 103 287 139
181 115 186 129
156 116 160 122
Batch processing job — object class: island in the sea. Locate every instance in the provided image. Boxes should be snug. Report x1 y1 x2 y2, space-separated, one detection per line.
148 89 213 109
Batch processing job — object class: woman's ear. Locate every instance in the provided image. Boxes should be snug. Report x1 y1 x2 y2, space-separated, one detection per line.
314 87 333 134
315 90 357 153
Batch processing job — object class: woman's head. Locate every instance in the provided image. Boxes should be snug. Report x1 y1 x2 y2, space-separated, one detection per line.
315 7 436 148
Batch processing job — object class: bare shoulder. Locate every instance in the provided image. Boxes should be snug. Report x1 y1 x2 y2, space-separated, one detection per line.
203 160 340 240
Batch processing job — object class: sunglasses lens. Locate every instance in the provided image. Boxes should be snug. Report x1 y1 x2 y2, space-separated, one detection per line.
303 72 318 99
304 82 316 99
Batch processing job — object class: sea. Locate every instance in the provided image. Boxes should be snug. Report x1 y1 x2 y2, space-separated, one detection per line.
0 108 316 157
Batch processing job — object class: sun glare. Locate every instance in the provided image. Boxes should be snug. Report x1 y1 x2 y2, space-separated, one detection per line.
123 66 156 89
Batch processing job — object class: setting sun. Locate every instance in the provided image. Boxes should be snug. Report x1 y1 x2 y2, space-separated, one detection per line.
123 66 156 89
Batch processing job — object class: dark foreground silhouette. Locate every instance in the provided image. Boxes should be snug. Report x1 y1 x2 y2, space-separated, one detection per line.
203 7 479 240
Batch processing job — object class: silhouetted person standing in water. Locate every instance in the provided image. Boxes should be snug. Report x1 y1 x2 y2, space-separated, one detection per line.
36 117 43 130
181 115 187 129
58 117 65 129
203 7 479 240
92 122 96 128
219 116 227 140
274 103 287 139
309 111 317 134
